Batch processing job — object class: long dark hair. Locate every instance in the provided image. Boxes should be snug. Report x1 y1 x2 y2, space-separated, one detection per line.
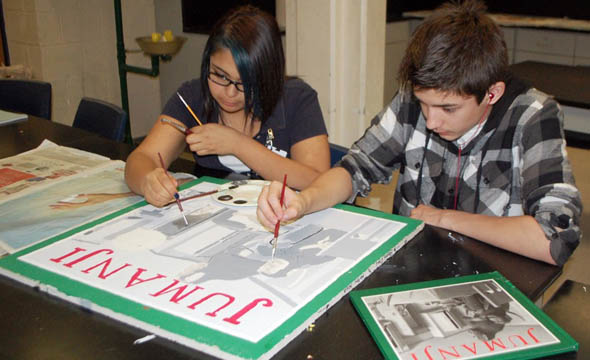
398 0 508 103
200 5 285 124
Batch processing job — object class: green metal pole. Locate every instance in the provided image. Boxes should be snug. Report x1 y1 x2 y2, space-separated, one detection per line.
114 0 161 146
124 55 160 77
114 0 133 145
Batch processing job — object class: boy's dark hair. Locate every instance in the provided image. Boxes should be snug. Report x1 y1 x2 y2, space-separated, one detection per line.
200 5 285 124
398 0 508 103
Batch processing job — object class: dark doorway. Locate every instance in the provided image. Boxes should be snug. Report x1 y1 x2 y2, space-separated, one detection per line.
181 0 276 34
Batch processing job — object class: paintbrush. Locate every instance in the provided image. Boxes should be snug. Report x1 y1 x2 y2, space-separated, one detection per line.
160 117 193 135
177 92 203 126
179 189 219 202
271 174 288 260
157 152 188 226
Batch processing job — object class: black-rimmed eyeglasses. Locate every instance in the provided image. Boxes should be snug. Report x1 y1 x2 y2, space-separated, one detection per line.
208 72 244 92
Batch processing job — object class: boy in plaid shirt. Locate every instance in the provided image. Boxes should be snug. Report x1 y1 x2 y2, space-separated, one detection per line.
257 0 581 265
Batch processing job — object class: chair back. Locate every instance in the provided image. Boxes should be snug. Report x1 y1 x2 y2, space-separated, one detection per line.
0 79 52 120
73 97 128 142
330 142 349 166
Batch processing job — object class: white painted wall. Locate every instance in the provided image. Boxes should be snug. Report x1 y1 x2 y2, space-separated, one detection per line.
120 0 162 138
154 0 207 114
286 0 386 147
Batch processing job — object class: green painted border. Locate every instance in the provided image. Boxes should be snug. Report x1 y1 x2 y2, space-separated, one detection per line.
0 176 423 359
350 272 578 360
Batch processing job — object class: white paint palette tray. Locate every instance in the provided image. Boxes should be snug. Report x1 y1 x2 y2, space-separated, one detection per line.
214 180 270 207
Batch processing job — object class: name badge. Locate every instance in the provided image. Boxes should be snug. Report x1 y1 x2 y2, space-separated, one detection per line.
271 146 287 158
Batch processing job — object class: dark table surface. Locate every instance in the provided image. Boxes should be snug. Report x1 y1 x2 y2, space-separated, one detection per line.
0 116 192 172
0 117 568 359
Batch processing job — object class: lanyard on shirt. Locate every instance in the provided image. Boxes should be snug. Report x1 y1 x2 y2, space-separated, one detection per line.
265 128 274 150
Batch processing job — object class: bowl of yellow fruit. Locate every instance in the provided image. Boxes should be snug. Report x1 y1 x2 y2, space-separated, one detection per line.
136 30 186 56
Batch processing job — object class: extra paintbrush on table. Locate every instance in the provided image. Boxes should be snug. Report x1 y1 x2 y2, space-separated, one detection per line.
271 174 288 260
179 189 219 202
157 152 188 226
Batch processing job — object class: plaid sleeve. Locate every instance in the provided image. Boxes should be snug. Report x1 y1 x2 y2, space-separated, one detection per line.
338 92 413 203
519 92 582 266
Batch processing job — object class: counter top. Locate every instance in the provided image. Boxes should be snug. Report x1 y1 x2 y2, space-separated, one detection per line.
403 10 590 32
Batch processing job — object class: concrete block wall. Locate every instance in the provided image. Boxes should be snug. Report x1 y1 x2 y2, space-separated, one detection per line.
3 0 161 139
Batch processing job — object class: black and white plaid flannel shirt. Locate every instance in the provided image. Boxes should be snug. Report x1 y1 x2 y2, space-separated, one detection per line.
339 77 582 265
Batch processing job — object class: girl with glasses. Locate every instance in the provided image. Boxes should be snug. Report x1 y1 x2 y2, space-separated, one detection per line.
125 5 330 208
